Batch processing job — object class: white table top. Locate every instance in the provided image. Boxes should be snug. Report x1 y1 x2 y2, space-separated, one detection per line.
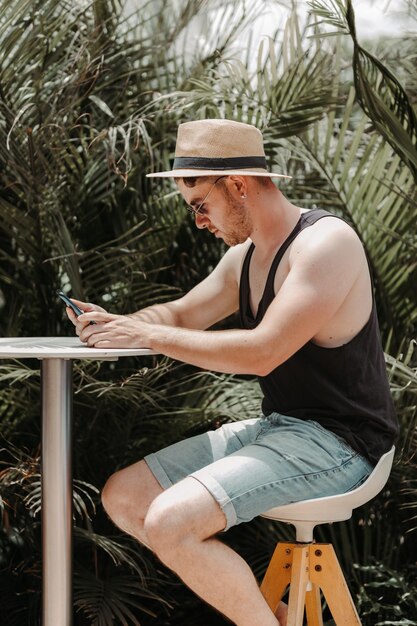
0 337 156 359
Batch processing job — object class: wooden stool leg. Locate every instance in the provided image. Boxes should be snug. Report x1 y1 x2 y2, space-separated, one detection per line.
305 583 324 626
260 542 293 612
286 544 309 626
261 542 361 626
310 544 362 626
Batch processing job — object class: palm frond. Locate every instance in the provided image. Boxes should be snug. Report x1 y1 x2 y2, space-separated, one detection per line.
155 8 339 142
283 85 416 343
308 0 417 182
74 568 165 625
73 525 170 625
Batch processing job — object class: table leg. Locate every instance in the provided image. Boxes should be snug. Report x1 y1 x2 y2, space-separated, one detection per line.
41 358 73 626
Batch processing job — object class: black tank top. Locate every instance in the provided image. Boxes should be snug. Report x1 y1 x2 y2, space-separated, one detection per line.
239 209 398 465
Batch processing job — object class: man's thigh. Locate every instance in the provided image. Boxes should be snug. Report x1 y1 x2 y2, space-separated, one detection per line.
146 476 228 541
144 417 263 490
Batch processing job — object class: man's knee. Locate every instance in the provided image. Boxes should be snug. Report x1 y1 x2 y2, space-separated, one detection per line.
144 493 190 563
143 479 226 564
101 459 162 526
101 472 121 517
101 468 128 522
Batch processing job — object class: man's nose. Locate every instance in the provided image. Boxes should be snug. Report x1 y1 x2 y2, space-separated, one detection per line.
194 213 209 229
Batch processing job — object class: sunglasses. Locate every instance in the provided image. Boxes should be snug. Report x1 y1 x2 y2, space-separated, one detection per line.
184 176 226 216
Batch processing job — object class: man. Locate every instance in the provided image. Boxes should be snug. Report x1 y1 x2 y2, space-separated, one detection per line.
68 119 398 626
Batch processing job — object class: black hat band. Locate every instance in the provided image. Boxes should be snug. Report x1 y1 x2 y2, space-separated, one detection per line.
172 156 267 170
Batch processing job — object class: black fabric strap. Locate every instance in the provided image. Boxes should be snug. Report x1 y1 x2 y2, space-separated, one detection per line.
172 156 267 170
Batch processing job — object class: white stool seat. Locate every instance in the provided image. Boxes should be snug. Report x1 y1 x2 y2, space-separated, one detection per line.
262 446 395 542
259 447 395 625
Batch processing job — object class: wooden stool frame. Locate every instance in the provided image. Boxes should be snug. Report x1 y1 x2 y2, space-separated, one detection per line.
259 448 395 625
261 541 361 625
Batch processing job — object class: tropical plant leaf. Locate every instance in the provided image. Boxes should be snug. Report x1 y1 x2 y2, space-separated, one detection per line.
283 84 416 343
308 0 417 182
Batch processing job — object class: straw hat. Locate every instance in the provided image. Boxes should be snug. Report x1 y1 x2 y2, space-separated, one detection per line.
146 119 291 179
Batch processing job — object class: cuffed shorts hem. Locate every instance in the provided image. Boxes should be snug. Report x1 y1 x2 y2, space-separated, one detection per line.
144 453 174 490
191 474 238 531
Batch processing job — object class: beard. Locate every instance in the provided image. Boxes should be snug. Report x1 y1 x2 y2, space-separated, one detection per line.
221 196 253 246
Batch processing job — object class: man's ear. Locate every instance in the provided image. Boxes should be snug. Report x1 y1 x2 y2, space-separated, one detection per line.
227 175 247 196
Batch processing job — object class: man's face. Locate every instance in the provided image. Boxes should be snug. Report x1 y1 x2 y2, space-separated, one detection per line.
178 177 252 247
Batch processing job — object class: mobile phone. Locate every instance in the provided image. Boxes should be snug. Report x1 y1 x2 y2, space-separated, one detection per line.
57 291 96 324
57 291 84 316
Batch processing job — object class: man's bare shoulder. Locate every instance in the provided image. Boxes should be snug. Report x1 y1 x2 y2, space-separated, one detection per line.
297 212 359 241
289 213 365 273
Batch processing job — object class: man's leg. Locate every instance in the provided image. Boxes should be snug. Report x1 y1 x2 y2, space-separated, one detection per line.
101 459 163 546
102 462 285 626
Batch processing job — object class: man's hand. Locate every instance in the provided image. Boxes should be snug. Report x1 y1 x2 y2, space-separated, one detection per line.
65 299 107 340
78 311 150 349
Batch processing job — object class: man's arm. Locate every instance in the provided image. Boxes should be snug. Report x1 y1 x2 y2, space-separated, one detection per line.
69 242 246 335
79 220 368 375
127 242 245 329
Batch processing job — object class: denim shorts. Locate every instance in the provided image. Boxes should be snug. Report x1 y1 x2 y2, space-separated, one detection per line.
144 413 373 531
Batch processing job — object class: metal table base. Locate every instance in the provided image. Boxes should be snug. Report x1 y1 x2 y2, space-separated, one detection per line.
0 337 156 626
42 359 73 626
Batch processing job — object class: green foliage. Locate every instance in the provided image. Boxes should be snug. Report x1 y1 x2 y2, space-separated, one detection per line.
308 0 417 182
286 91 416 342
0 0 416 623
356 562 417 625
